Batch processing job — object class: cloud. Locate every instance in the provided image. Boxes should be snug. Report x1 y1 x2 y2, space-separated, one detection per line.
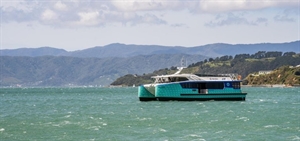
256 18 268 23
41 9 58 21
171 23 189 28
54 1 68 11
0 0 298 27
274 9 297 22
1 0 35 13
76 11 101 26
205 13 268 27
110 0 298 13
135 13 167 25
256 17 268 26
1 0 40 22
110 0 182 12
193 0 297 13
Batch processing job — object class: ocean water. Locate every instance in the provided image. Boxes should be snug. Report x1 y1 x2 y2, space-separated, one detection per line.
0 87 299 141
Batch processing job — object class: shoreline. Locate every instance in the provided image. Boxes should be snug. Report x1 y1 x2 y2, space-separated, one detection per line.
242 84 300 88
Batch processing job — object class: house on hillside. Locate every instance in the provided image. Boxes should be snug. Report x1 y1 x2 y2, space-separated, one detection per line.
251 70 273 76
289 65 300 68
258 70 273 75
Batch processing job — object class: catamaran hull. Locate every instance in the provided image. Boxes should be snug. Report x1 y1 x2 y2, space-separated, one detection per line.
138 81 247 101
156 95 246 101
138 85 156 101
140 94 247 101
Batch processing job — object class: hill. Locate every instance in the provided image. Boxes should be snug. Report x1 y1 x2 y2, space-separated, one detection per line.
1 41 299 58
111 67 179 86
111 51 300 86
0 54 205 87
190 52 300 78
1 41 299 87
244 66 300 86
0 47 67 56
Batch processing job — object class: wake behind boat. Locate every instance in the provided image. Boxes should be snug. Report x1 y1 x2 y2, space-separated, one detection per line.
138 69 247 101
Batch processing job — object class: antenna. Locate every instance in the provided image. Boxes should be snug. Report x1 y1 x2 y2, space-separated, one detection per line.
181 56 187 68
175 56 187 74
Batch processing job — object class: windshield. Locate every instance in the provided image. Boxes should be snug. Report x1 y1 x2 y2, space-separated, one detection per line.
154 77 189 83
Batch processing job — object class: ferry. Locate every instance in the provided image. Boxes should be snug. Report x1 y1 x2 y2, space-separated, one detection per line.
138 73 247 101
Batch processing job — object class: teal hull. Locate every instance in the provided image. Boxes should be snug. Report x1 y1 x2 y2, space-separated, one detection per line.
139 82 247 101
138 85 156 101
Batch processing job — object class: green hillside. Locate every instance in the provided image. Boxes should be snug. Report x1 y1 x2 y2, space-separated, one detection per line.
244 66 300 86
111 51 300 86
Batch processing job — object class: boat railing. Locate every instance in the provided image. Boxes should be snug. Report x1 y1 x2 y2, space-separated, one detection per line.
219 74 240 80
195 73 240 81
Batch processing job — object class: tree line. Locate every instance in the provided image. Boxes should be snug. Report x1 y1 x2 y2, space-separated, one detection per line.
189 51 297 68
111 51 300 86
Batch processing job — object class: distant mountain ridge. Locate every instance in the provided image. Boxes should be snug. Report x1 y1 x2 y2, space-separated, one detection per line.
0 54 205 86
0 47 67 57
1 41 299 87
1 41 299 58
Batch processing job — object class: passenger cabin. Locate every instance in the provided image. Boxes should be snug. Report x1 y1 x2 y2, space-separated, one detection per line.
151 74 241 94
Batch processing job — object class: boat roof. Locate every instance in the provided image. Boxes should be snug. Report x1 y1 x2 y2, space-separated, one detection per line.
151 74 195 78
151 73 239 81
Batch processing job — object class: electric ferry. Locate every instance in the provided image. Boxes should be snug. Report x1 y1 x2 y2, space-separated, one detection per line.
138 73 247 101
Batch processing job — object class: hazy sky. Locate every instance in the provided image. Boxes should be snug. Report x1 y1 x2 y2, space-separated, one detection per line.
1 0 299 51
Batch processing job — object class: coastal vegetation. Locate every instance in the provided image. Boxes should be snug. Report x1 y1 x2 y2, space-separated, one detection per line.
244 66 300 86
111 51 300 86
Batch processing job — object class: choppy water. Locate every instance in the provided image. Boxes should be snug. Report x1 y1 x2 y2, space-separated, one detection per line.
0 87 299 141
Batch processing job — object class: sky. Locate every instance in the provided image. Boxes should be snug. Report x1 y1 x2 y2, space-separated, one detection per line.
0 0 299 51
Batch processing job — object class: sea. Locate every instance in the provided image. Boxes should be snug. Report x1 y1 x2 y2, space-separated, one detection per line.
0 87 299 141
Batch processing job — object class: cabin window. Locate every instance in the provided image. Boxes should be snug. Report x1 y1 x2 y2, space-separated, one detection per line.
206 82 224 89
180 82 224 89
232 82 241 89
180 82 197 88
170 77 189 82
